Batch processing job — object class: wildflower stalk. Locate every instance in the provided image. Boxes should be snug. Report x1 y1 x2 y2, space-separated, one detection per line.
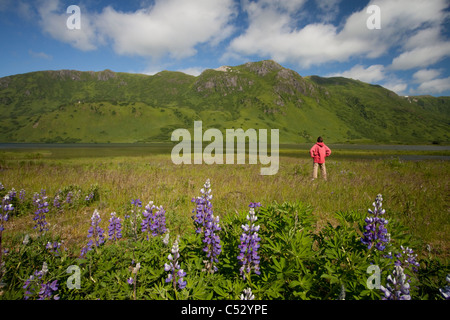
164 237 186 297
361 194 389 251
238 202 262 281
192 179 221 273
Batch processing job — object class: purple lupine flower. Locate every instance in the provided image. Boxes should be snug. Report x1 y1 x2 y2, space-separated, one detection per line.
192 179 221 273
192 179 212 234
23 262 59 300
141 201 167 239
380 265 411 300
65 191 73 204
361 194 390 251
152 205 167 236
141 201 155 239
53 194 61 209
19 189 26 202
164 238 187 290
237 202 262 280
439 275 450 300
7 188 16 200
202 212 221 273
108 212 122 241
32 190 49 234
46 241 62 256
85 192 94 202
0 182 4 192
240 288 255 300
1 194 14 232
80 209 105 258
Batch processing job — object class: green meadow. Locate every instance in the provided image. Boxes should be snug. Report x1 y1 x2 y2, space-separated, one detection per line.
0 144 448 262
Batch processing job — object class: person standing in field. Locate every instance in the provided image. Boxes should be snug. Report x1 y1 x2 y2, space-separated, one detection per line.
309 136 331 181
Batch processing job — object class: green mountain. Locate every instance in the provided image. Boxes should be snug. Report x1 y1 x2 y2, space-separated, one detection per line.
0 60 448 144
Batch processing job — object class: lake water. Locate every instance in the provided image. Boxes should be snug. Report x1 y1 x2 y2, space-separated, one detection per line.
0 143 449 161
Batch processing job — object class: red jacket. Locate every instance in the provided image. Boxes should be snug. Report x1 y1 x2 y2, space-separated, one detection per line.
310 142 331 164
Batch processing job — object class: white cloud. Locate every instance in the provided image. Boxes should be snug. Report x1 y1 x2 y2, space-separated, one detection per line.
37 0 101 51
36 0 237 59
383 81 408 95
412 69 442 83
328 64 385 83
176 67 205 76
391 43 450 70
96 0 236 59
226 0 450 70
411 69 450 95
28 50 52 60
414 77 450 95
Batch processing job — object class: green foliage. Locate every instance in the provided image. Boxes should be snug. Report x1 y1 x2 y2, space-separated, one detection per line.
0 61 448 144
0 198 447 300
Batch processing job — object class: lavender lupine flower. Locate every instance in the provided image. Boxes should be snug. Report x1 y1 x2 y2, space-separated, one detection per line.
361 194 390 251
46 241 62 256
380 265 411 300
85 192 94 202
240 288 255 300
1 195 14 232
395 246 420 272
164 238 187 290
202 212 221 274
65 191 73 204
80 209 105 257
192 179 221 273
23 262 59 300
32 190 49 234
53 193 62 209
439 275 450 300
141 201 167 239
0 195 13 277
192 179 212 234
108 212 122 241
238 202 262 280
19 189 26 202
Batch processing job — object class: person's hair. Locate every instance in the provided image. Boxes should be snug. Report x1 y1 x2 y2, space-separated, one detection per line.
317 136 323 142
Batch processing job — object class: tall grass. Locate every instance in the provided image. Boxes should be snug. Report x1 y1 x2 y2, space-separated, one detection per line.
0 152 448 260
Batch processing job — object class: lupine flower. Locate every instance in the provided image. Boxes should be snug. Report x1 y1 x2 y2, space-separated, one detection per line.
1 195 13 232
192 179 212 234
18 189 25 202
23 262 59 300
385 245 420 290
202 212 221 273
80 209 105 257
142 202 167 239
240 288 255 300
0 182 4 192
439 275 450 300
238 202 262 280
192 179 221 273
361 194 390 251
32 190 49 234
164 238 187 290
66 191 73 204
85 192 94 202
380 265 411 300
45 241 64 256
53 192 62 209
108 212 122 241
395 246 420 272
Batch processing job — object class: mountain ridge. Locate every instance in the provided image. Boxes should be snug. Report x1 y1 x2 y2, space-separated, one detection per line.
0 60 448 144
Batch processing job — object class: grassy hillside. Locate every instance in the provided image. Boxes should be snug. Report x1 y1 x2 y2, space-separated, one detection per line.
0 60 448 144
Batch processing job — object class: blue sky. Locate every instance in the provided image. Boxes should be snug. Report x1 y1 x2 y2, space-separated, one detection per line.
1 0 449 96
